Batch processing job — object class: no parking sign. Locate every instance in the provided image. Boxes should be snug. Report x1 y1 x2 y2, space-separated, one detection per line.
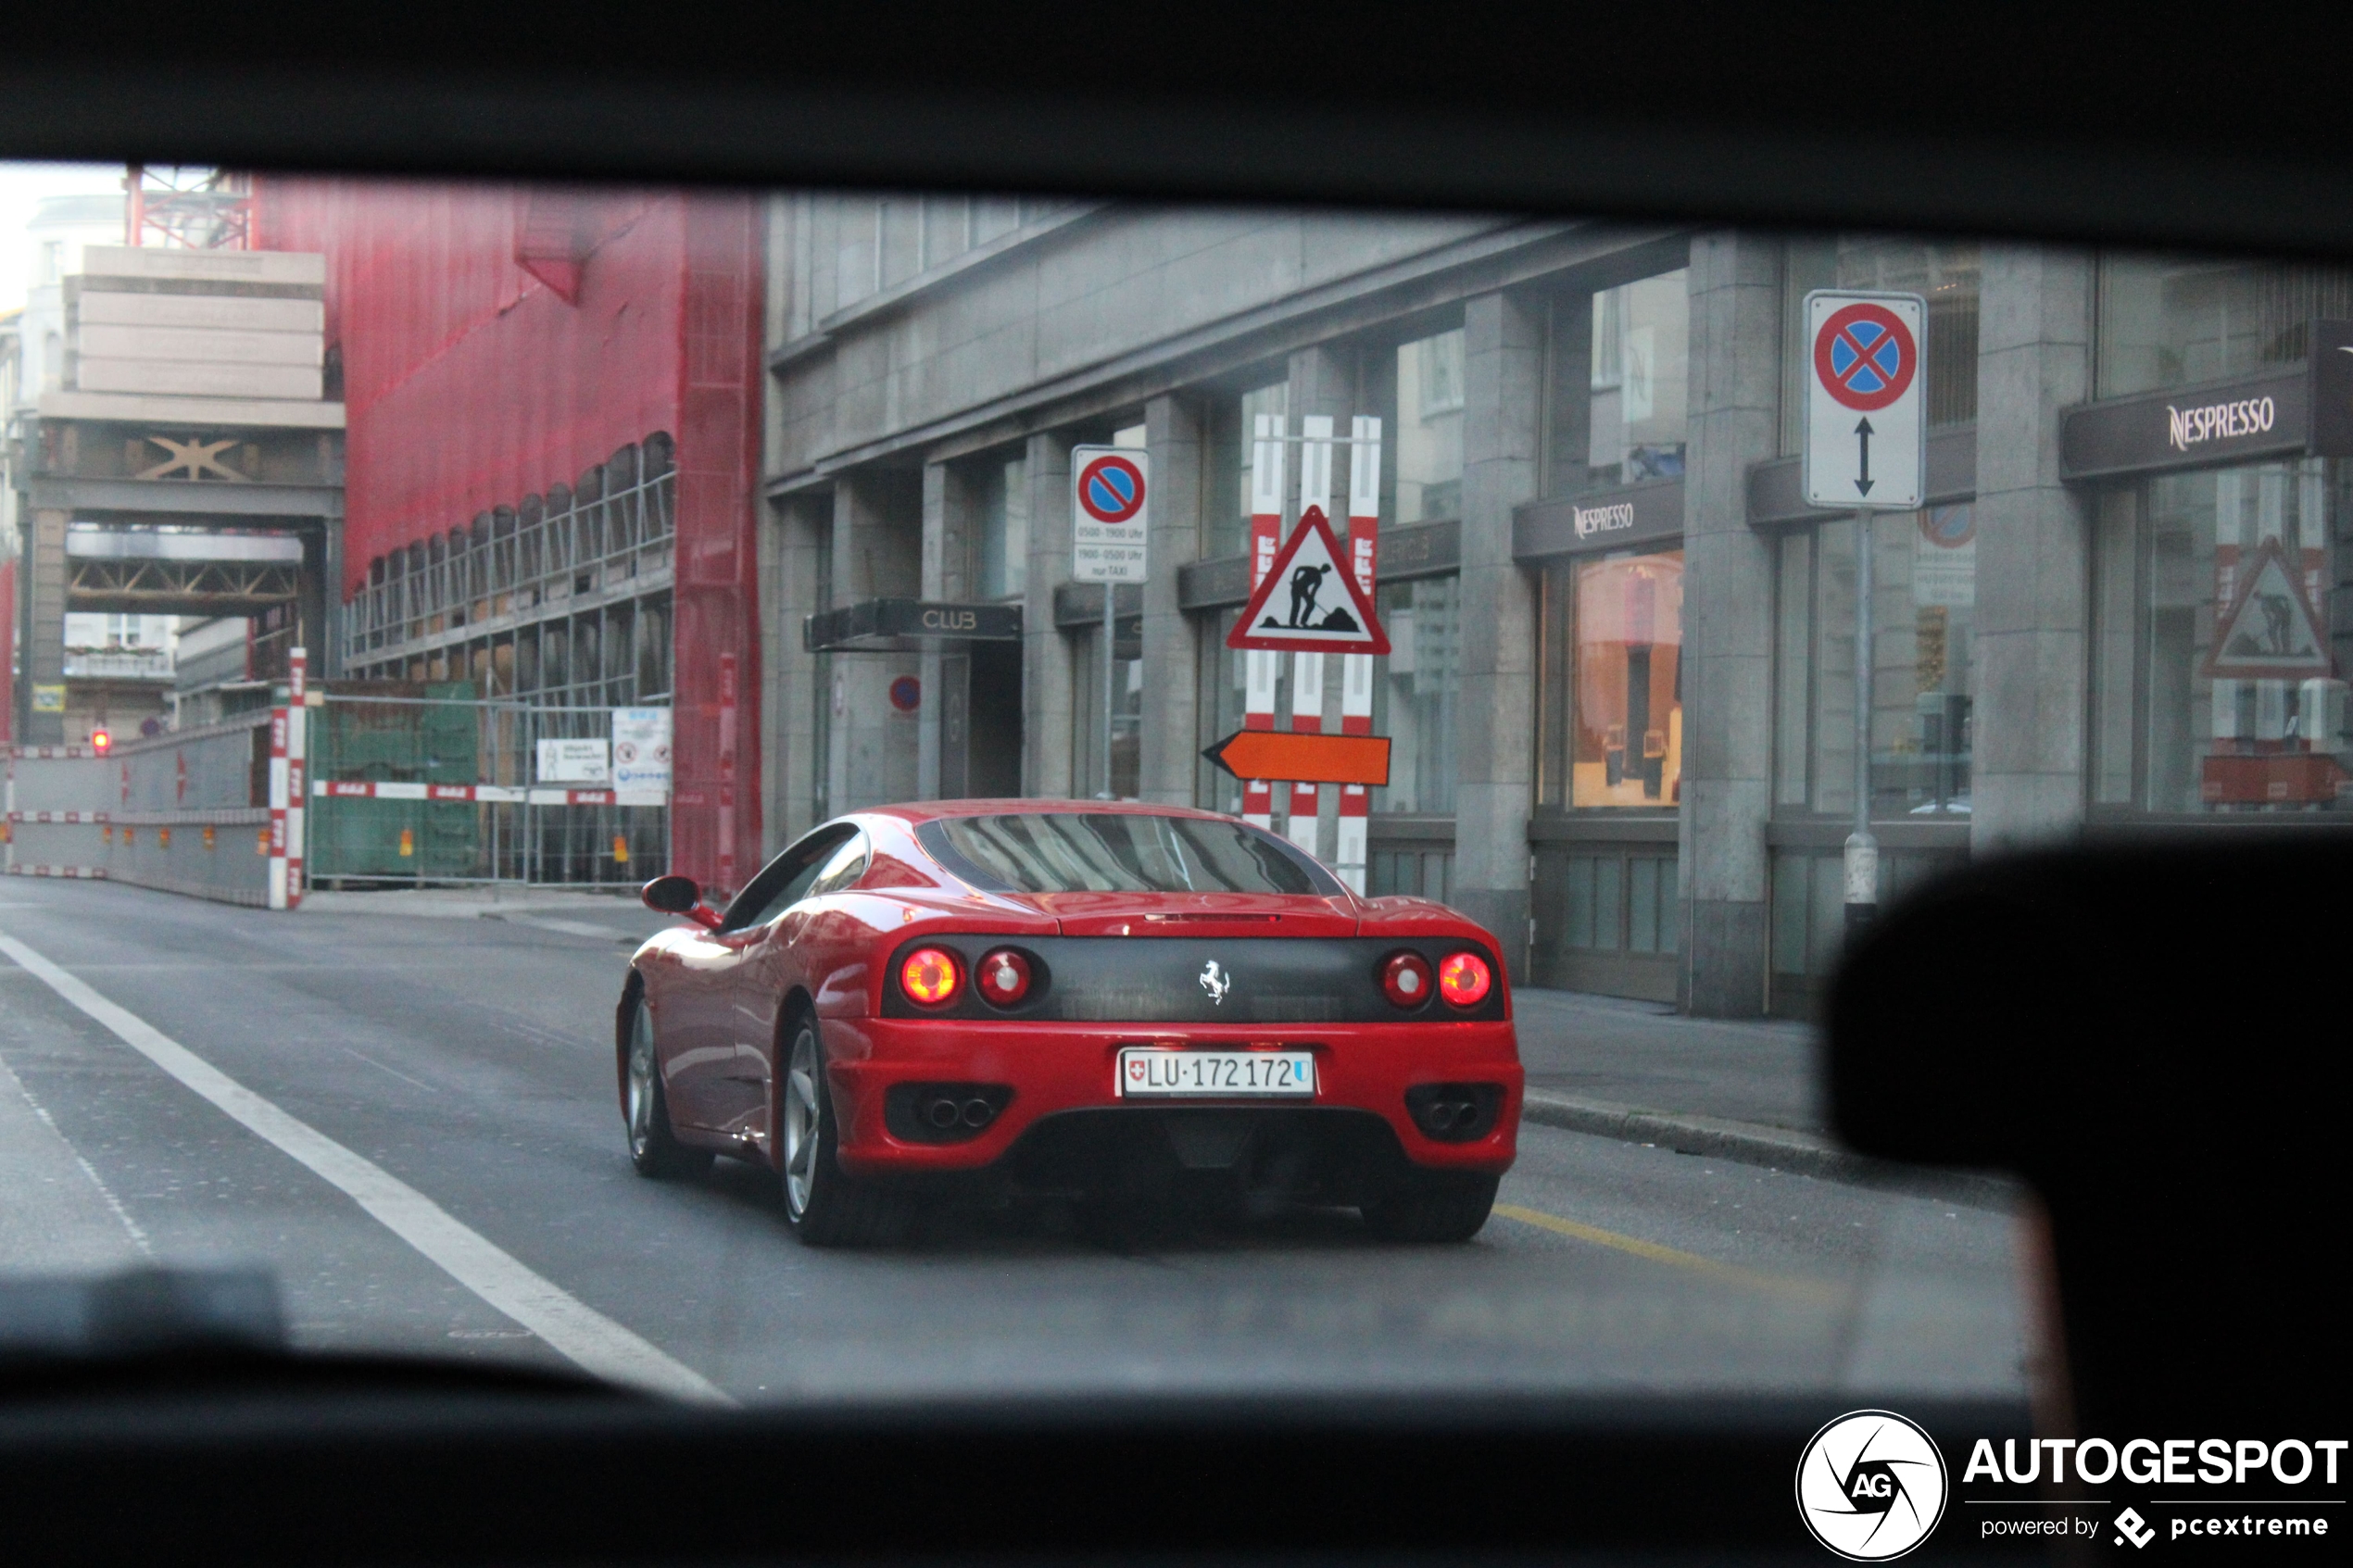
1071 445 1149 583
1804 291 1926 509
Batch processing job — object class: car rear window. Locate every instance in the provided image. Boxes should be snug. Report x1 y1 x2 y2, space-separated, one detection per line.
920 812 1336 896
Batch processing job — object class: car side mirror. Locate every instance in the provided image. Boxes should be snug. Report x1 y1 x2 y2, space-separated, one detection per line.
641 874 723 929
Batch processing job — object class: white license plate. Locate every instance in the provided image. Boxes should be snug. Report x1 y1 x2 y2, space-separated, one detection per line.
1116 1047 1316 1098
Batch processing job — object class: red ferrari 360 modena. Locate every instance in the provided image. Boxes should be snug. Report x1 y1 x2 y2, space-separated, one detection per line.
619 801 1521 1246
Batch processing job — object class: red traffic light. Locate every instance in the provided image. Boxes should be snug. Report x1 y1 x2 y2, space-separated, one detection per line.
90 729 112 755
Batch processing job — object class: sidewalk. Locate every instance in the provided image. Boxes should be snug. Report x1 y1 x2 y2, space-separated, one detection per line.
1511 988 2014 1209
296 886 670 944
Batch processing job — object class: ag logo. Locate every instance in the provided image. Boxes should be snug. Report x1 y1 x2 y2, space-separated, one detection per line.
1794 1410 1948 1561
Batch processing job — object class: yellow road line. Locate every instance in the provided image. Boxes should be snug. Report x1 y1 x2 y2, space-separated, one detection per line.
1491 1202 1838 1301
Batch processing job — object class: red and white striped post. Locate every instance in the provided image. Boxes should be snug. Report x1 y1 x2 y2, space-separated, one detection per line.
267 704 289 909
284 646 307 909
1286 415 1335 860
1335 415 1382 894
1240 413 1286 832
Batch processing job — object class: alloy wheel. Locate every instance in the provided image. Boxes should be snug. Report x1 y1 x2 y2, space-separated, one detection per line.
783 1027 822 1219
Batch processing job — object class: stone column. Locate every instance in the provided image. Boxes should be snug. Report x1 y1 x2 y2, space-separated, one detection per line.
1138 393 1203 806
762 492 827 848
918 461 948 799
1678 232 1778 1017
828 472 920 812
24 508 69 745
1972 245 2094 854
1022 431 1077 798
1453 293 1542 973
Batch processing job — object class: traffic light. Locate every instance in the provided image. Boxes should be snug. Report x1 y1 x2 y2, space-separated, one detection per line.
91 729 112 755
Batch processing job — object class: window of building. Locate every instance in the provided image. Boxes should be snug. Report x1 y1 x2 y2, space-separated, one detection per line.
1538 549 1685 809
40 239 62 284
1772 508 1976 818
1543 270 1691 496
1203 381 1288 559
2095 255 2353 397
1392 328 1465 524
973 455 1028 600
1781 238 1979 451
1371 575 1459 814
2090 458 2348 813
1074 619 1142 799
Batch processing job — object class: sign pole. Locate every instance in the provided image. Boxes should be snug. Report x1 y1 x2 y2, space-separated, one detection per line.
1844 510 1877 936
1101 581 1115 799
1071 445 1151 801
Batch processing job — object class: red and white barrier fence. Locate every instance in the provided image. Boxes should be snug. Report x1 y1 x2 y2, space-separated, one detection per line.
314 781 670 807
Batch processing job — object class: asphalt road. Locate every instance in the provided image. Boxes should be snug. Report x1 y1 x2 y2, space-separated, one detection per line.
0 879 2025 1403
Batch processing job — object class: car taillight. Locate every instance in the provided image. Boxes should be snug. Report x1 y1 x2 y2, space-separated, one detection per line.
975 947 1032 1007
900 947 961 1007
1438 950 1492 1008
1379 951 1434 1009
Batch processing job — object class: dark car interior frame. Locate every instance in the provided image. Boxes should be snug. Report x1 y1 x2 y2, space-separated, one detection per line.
4 3 2346 1562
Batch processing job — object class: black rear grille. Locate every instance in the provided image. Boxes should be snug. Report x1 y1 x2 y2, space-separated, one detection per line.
880 935 1507 1023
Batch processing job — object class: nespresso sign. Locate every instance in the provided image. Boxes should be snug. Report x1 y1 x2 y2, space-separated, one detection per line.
1513 481 1683 561
2058 324 2353 481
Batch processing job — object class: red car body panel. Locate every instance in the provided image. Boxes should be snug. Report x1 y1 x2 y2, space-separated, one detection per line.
623 800 1522 1186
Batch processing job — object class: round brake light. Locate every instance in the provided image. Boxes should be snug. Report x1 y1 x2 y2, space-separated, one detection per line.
1437 950 1492 1008
975 947 1032 1008
900 947 961 1007
1379 951 1434 1009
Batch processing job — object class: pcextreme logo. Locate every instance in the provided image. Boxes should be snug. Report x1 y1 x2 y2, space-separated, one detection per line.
1796 1410 1950 1561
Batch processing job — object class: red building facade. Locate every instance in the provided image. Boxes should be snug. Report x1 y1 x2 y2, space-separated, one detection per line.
256 181 764 891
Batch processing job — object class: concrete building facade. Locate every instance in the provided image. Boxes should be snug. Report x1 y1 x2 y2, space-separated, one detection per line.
758 200 2353 1017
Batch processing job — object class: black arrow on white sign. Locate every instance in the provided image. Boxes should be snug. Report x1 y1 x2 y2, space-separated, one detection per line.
1853 418 1875 496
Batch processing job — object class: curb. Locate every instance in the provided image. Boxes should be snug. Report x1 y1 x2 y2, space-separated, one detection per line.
1518 1089 2020 1211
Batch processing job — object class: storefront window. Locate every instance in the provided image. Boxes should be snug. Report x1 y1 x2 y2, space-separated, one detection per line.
1775 508 1975 817
1781 238 1978 452
1568 549 1683 808
1202 381 1289 558
2095 256 2353 397
1392 329 1465 523
2090 458 2347 812
1371 575 1459 813
973 454 1027 599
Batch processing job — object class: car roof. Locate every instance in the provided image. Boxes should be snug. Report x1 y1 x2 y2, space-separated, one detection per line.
863 799 1248 828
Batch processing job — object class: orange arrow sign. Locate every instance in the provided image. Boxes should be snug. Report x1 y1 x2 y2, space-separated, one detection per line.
1202 730 1391 787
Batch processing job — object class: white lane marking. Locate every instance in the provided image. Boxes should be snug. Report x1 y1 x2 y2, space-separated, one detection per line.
0 1049 154 1257
0 931 733 1407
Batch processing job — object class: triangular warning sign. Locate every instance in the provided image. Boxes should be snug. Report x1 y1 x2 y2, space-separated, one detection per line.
1226 506 1390 655
2202 536 2334 680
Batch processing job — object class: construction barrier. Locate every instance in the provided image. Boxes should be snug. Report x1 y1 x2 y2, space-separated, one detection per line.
5 713 276 906
5 667 670 905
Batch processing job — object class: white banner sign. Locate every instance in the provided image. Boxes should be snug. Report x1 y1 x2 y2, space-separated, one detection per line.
1071 445 1150 583
536 737 610 784
610 708 673 793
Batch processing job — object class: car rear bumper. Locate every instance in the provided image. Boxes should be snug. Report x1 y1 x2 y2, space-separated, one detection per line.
821 1017 1520 1184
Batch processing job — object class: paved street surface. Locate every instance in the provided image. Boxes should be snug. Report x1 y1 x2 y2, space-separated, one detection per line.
0 880 2022 1403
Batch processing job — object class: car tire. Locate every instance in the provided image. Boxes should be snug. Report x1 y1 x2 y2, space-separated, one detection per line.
624 991 712 1179
779 1018 917 1248
1360 1172 1500 1243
